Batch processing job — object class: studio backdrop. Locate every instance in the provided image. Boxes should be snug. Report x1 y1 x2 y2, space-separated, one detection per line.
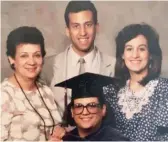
1 1 168 81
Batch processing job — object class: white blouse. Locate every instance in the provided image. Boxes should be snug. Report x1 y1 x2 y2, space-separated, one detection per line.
1 79 62 141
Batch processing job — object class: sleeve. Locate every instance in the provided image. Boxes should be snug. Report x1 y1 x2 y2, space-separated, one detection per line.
109 57 116 77
1 88 16 141
42 85 63 122
155 80 168 140
103 84 118 106
50 75 71 117
102 84 118 127
40 55 55 86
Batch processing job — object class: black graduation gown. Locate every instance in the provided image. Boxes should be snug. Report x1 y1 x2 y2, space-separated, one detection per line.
62 124 129 141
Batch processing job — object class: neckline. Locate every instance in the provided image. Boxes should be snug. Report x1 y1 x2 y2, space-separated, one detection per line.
126 79 147 95
118 78 159 119
4 78 38 93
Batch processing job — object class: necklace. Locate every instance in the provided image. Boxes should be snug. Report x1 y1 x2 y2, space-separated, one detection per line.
125 87 147 112
14 74 56 140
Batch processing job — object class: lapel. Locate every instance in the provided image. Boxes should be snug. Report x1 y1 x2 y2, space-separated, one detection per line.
97 48 114 76
54 46 70 83
54 46 114 83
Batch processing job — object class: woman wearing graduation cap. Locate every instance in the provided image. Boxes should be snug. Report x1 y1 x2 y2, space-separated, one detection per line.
104 23 168 141
54 73 129 141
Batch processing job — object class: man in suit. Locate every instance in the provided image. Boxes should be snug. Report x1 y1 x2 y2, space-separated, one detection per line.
41 1 115 116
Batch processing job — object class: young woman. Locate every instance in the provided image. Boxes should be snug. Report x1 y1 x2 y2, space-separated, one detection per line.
104 23 168 141
1 26 62 141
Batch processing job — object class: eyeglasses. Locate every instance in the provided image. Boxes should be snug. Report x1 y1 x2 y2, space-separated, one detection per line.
72 102 102 115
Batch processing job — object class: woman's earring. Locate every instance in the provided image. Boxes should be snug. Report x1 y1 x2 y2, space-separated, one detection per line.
149 62 152 69
149 56 152 69
11 63 15 70
150 56 152 60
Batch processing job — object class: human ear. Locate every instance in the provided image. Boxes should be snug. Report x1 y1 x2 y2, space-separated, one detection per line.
95 23 100 33
65 27 70 38
8 56 15 65
102 104 106 117
71 107 74 118
122 54 125 60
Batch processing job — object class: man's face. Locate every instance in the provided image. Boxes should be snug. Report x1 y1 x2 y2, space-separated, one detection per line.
71 97 106 131
66 10 99 56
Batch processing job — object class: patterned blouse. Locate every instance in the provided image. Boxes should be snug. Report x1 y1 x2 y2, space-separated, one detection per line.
1 79 62 141
104 77 168 141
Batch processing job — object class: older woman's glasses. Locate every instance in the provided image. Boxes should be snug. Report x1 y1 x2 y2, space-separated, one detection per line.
72 102 102 115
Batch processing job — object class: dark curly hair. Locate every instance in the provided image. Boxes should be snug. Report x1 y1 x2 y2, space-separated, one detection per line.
6 26 46 58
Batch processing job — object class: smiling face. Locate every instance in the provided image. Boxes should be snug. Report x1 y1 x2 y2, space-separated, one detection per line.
66 10 99 56
71 97 106 133
123 35 150 76
8 43 43 80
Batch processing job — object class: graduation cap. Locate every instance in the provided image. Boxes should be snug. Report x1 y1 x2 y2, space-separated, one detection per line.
55 72 119 100
55 72 119 126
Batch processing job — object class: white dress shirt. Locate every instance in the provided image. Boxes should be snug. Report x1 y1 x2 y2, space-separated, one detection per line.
67 45 100 79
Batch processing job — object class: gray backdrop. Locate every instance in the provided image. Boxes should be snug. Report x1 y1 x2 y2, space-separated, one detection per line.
1 1 168 81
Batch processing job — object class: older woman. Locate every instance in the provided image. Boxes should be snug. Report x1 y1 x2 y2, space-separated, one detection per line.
104 23 168 141
1 26 62 141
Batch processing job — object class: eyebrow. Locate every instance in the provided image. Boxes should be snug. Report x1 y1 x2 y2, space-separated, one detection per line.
71 21 93 25
74 102 98 105
20 51 41 54
85 21 93 24
125 44 147 47
71 22 79 25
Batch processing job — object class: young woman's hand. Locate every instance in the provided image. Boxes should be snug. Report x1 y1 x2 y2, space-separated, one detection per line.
49 125 66 141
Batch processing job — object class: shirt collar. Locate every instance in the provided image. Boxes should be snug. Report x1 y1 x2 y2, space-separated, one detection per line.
68 45 81 66
69 44 96 66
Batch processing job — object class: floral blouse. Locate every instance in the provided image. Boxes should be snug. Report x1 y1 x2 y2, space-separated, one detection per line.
104 77 168 141
1 79 62 141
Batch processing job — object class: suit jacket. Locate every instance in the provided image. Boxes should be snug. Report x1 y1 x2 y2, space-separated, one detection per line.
41 46 116 116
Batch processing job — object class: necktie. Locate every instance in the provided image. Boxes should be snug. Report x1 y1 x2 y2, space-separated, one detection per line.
79 58 85 74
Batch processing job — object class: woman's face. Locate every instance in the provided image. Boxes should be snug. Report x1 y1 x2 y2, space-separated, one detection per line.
9 43 43 80
122 34 150 75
